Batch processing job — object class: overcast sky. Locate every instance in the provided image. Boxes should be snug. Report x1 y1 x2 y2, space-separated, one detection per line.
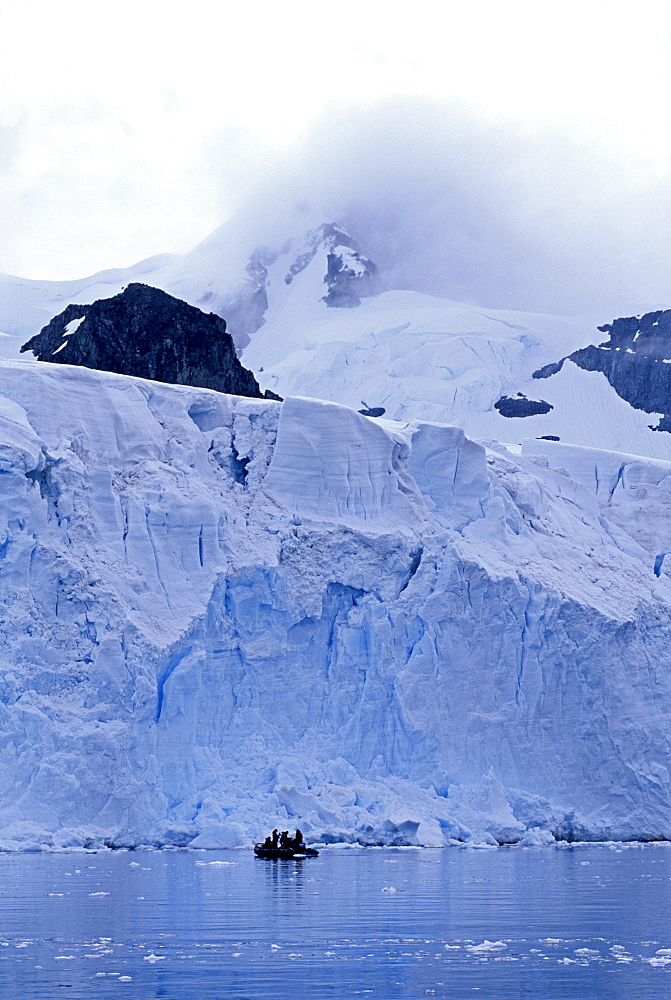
2 0 671 310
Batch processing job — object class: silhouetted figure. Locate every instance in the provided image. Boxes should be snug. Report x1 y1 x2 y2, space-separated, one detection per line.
294 829 304 848
271 829 279 849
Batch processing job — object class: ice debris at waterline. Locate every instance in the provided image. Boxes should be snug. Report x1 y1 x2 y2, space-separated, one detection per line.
1 358 671 850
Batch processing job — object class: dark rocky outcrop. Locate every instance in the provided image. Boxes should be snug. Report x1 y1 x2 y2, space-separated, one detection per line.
358 404 386 418
494 394 553 418
284 223 381 308
21 283 278 400
321 225 381 308
532 358 566 379
568 309 671 431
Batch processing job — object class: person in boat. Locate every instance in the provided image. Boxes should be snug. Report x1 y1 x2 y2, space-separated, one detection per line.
263 835 273 849
279 830 288 848
294 829 304 849
271 829 279 849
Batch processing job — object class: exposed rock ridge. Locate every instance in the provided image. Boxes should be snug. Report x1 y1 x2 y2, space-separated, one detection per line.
20 283 274 399
494 394 553 418
568 310 671 431
528 308 671 432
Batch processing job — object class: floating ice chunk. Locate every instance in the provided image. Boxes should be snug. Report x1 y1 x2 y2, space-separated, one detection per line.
467 941 507 953
195 860 237 866
143 953 166 963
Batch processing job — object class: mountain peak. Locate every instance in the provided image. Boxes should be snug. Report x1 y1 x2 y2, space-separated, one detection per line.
20 282 271 399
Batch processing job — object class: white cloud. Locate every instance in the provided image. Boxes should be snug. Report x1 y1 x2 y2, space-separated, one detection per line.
1 0 671 294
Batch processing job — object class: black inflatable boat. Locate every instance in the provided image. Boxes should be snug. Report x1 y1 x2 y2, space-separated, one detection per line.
254 843 319 859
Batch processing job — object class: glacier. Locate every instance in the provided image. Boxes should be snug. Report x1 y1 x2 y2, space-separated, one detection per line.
1 357 671 849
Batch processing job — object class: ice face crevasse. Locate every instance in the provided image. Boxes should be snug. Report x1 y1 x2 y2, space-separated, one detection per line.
0 361 671 849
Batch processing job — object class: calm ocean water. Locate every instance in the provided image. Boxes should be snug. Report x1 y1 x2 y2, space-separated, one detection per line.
0 843 670 998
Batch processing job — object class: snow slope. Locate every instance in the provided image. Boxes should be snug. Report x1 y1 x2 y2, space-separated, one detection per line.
241 283 671 461
0 358 671 849
5 220 670 461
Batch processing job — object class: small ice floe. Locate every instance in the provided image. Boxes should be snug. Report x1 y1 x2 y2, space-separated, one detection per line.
118 976 133 982
467 941 507 954
444 944 461 950
55 955 76 960
287 953 303 959
655 948 671 955
381 886 397 893
645 956 671 967
574 948 600 957
270 944 281 950
232 952 242 958
48 893 64 897
89 892 110 897
129 862 140 868
580 861 590 866
143 953 165 963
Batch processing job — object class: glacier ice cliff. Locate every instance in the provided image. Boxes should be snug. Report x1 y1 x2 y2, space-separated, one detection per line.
0 359 671 849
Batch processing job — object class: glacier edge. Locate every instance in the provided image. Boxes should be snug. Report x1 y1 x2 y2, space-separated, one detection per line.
0 359 670 849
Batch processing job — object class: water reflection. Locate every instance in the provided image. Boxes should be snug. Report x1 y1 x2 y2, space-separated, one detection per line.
258 854 312 901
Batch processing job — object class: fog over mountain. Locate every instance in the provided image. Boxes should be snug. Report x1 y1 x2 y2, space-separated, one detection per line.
201 98 671 317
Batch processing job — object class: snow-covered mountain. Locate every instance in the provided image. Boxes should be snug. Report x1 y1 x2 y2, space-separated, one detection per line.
3 218 671 849
0 222 379 354
1 358 671 849
4 220 670 461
